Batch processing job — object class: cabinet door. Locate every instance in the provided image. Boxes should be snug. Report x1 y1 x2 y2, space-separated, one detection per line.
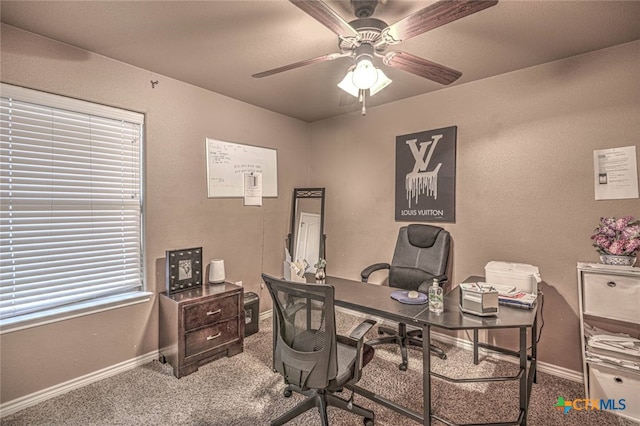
589 364 640 420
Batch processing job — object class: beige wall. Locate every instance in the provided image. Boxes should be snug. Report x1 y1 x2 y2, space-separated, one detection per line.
1 22 639 405
309 40 640 372
0 25 310 403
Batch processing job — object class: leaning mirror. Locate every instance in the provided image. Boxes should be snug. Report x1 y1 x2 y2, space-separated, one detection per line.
288 188 325 272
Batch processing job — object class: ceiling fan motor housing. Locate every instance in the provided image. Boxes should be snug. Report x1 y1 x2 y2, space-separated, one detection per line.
355 43 375 63
339 18 388 53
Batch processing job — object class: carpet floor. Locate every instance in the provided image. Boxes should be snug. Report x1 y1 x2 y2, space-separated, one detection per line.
2 311 637 425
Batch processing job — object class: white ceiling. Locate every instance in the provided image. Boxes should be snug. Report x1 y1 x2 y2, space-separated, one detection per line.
2 1 640 122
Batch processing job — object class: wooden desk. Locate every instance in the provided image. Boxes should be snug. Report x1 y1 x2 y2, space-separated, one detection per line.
323 275 538 426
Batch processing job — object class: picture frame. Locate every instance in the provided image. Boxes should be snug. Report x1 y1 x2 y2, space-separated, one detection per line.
395 126 457 222
166 247 203 294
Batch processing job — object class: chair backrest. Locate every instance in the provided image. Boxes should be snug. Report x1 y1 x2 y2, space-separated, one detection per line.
389 224 450 290
262 273 337 390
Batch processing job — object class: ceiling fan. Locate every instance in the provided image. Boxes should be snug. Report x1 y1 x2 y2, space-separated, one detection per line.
252 0 498 112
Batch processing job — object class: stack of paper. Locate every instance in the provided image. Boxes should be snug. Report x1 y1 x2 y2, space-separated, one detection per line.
497 291 537 309
584 324 640 371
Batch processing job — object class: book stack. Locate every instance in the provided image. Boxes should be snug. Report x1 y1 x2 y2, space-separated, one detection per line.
497 290 537 309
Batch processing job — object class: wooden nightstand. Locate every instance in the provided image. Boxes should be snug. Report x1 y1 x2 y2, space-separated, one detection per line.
159 282 244 378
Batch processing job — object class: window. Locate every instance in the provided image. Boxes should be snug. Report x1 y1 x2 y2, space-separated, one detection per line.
0 83 148 330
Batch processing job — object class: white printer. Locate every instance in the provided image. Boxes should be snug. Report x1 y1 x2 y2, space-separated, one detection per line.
484 261 541 294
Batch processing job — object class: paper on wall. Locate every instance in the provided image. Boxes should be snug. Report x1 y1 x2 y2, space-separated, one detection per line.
244 172 262 206
594 145 639 200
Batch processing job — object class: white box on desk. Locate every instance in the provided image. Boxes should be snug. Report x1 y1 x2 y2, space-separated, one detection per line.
459 283 499 317
485 261 541 294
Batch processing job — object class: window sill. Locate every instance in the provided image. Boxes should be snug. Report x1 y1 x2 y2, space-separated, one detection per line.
0 292 153 335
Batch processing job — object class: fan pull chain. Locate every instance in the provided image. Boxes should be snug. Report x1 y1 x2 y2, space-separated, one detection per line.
360 89 367 116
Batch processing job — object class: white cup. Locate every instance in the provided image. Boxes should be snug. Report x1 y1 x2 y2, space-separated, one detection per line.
209 259 225 283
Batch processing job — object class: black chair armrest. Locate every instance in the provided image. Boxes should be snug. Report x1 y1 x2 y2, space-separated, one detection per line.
360 263 390 282
349 319 377 341
343 319 376 381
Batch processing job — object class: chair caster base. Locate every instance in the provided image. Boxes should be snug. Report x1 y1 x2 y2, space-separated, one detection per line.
398 363 407 371
364 417 374 426
283 389 293 397
439 353 447 360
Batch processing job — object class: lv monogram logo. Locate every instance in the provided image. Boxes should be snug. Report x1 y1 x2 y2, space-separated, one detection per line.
404 134 443 207
406 134 442 174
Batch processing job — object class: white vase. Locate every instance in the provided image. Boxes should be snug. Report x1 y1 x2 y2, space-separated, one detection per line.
599 254 637 267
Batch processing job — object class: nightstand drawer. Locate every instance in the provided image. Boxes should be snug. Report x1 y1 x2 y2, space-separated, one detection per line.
184 319 239 358
583 272 640 323
183 294 239 330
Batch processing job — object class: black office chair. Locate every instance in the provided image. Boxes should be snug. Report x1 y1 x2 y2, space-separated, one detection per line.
361 224 450 370
262 273 376 426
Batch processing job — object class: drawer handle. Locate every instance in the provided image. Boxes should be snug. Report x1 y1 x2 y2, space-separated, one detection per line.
606 281 617 288
206 309 222 316
614 377 623 384
206 332 222 341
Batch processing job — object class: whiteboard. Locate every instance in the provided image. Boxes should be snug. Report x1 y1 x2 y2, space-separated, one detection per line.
205 138 278 198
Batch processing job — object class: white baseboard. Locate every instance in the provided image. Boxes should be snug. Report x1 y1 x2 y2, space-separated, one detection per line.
0 350 160 418
259 309 272 323
1 310 583 418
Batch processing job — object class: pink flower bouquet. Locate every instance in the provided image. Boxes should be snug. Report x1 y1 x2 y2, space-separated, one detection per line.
591 216 640 256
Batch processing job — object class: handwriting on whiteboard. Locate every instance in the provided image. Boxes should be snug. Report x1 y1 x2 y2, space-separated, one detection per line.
205 138 278 198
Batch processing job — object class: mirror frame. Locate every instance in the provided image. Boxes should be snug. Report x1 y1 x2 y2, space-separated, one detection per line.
288 188 326 268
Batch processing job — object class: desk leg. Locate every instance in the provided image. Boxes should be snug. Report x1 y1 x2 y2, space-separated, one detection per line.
473 329 479 365
519 327 527 426
532 315 538 384
423 324 431 425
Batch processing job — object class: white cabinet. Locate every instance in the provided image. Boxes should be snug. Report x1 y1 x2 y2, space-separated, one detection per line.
577 262 640 422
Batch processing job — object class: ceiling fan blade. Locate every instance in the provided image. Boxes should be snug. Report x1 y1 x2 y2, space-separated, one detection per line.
252 53 349 78
289 0 359 37
383 51 462 85
380 0 498 45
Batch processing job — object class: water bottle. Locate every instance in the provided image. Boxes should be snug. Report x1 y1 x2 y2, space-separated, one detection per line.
428 278 443 314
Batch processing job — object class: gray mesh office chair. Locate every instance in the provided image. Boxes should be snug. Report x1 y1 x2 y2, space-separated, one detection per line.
361 224 450 370
262 273 376 426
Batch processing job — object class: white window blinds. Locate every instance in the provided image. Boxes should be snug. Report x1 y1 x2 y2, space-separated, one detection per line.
0 83 145 325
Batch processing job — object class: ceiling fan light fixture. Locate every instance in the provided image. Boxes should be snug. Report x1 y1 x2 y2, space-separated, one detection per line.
352 58 378 90
338 64 392 98
369 68 392 96
337 70 360 97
